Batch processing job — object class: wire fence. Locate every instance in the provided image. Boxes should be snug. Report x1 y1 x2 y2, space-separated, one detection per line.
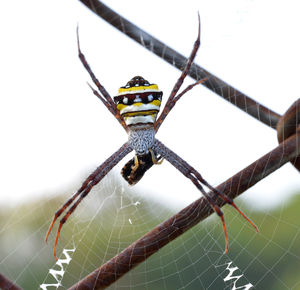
1 0 299 289
79 0 281 130
0 272 21 290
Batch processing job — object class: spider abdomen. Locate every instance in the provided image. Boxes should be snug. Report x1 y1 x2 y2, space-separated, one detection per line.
113 76 163 126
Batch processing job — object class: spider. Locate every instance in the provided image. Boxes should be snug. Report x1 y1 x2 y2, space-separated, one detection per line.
45 17 258 260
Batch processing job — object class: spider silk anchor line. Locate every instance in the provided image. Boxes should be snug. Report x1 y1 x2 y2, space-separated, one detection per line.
45 17 257 261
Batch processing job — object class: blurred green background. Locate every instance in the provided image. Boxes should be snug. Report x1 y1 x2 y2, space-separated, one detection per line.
0 179 300 289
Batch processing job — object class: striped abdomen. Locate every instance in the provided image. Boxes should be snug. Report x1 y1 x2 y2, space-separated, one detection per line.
114 76 163 126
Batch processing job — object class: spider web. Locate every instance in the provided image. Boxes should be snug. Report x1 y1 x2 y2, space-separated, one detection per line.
1 0 300 289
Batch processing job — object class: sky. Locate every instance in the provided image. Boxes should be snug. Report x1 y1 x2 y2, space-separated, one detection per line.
0 0 299 210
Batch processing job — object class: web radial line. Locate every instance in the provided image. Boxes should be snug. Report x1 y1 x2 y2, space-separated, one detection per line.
78 0 281 129
69 129 300 289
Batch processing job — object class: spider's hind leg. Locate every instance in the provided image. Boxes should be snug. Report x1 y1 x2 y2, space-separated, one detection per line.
152 139 258 253
45 142 132 260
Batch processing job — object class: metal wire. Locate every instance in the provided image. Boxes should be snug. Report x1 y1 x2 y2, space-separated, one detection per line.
3 2 299 289
70 126 300 289
78 0 281 129
65 1 300 289
0 272 22 290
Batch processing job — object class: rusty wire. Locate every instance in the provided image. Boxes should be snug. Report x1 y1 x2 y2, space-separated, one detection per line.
70 123 300 290
64 1 300 289
78 0 281 129
0 272 22 290
277 99 300 171
0 2 297 290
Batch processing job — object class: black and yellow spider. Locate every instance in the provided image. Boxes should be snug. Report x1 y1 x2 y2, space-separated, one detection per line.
46 18 257 260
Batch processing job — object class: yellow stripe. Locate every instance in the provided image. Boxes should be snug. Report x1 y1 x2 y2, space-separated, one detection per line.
117 103 125 110
150 100 161 107
118 84 159 94
122 110 158 117
116 100 161 111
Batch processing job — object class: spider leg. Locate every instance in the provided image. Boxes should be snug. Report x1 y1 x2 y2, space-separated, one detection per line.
155 14 204 132
86 82 127 130
190 170 258 232
76 27 127 131
152 139 258 253
131 155 139 171
45 142 132 260
188 172 229 253
149 149 163 165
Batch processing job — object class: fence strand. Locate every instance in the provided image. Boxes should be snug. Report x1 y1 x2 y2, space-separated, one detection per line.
78 0 281 129
69 1 300 288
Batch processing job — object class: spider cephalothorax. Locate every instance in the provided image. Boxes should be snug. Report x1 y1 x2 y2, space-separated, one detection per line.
45 20 258 260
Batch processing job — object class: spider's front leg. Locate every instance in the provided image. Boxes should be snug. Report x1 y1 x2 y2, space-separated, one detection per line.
45 142 132 260
152 139 258 253
77 27 127 131
154 13 208 132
